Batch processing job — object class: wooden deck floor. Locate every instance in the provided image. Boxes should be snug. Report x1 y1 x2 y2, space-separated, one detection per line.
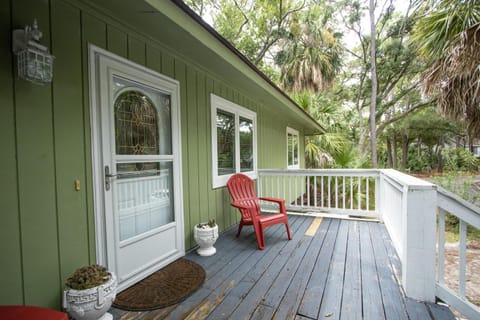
111 215 455 320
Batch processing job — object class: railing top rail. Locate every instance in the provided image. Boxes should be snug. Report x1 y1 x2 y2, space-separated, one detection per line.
437 186 480 229
258 168 379 177
380 169 436 190
437 186 480 214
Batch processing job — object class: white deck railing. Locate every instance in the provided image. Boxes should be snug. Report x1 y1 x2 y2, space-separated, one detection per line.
436 187 480 319
258 169 380 218
257 168 480 319
117 170 171 241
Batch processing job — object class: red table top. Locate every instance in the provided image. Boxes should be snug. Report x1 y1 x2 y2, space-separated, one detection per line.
0 306 68 320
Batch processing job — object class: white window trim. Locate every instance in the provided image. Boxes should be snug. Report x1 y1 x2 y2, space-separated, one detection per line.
287 127 300 169
211 94 257 188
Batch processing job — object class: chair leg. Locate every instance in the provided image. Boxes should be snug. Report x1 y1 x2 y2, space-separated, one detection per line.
253 223 265 250
285 222 292 240
236 221 244 237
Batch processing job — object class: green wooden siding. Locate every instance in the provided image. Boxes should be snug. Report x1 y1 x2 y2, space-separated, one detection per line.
0 0 23 306
0 0 308 310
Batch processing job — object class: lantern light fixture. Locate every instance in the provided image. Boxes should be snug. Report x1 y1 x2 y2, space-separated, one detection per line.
12 19 54 84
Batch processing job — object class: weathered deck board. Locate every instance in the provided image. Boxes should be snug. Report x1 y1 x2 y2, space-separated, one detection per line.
297 218 340 319
172 216 308 319
405 298 433 319
317 220 349 320
340 220 362 320
113 216 455 320
426 303 457 320
223 217 314 319
369 222 409 320
359 221 385 320
273 218 332 320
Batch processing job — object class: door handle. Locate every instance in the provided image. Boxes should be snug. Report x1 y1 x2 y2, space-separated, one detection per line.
104 165 117 191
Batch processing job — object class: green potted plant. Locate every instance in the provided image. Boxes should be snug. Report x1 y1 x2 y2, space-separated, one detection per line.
193 219 219 256
63 264 117 320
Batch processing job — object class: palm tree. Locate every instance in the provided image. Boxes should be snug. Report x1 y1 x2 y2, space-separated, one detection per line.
412 0 480 138
275 5 343 93
292 91 352 168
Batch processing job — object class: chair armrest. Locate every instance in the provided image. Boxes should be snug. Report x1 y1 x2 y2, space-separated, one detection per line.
258 197 286 213
231 200 255 210
259 197 284 204
231 200 259 221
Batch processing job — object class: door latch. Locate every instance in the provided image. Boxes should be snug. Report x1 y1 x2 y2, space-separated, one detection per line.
104 165 117 191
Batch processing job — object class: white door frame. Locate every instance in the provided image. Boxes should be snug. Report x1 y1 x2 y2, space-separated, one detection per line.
88 44 184 289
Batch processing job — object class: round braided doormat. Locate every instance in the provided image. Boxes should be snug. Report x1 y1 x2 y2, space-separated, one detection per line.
113 258 205 311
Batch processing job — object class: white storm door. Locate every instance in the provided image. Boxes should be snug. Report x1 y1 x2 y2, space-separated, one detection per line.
90 46 184 292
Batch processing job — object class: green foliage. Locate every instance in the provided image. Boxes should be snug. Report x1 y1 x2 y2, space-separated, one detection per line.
443 148 480 172
184 0 307 75
334 148 357 168
431 173 480 204
407 150 432 173
197 219 217 228
412 0 480 60
431 173 480 240
65 265 110 290
183 1 474 171
275 3 343 92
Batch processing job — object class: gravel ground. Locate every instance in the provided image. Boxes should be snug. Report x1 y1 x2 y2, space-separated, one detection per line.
420 174 480 312
442 243 480 307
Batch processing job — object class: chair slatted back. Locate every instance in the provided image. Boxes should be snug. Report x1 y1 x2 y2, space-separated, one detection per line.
227 173 260 221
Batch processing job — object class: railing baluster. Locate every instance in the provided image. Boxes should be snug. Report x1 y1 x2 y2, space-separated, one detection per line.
314 176 317 208
298 175 302 207
321 176 324 208
288 175 291 206
459 219 467 297
270 175 274 198
438 209 446 284
358 176 361 210
335 176 338 209
328 176 331 209
342 176 346 209
307 175 310 207
293 176 298 206
366 177 370 210
350 177 353 210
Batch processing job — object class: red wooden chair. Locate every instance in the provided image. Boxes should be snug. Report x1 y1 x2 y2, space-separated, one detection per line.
226 173 292 250
0 306 68 320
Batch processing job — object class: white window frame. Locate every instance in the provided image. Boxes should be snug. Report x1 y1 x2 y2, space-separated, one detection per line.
287 127 300 169
211 94 257 188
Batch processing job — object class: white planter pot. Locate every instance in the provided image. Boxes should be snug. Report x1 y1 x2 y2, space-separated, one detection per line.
63 273 117 320
194 224 219 256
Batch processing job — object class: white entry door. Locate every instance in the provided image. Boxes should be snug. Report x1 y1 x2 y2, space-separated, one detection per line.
89 46 184 291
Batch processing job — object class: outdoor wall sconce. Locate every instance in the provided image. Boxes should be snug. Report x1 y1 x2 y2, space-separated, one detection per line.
12 19 54 84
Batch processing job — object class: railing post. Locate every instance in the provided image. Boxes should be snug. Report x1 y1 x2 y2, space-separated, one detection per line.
375 173 381 219
402 185 437 302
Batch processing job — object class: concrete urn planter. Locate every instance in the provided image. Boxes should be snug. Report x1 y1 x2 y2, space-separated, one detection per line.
63 273 117 320
194 223 219 256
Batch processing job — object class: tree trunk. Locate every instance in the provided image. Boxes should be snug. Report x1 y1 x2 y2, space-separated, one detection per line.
437 136 444 173
386 137 393 168
369 0 378 167
392 132 398 169
357 108 367 158
401 134 409 171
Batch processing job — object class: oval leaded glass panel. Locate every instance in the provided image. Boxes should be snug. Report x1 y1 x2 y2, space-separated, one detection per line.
114 90 159 155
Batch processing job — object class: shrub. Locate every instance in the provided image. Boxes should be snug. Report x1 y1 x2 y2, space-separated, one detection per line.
65 265 111 290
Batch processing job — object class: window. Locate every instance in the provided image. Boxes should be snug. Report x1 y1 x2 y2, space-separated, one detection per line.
211 94 257 188
287 127 300 169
